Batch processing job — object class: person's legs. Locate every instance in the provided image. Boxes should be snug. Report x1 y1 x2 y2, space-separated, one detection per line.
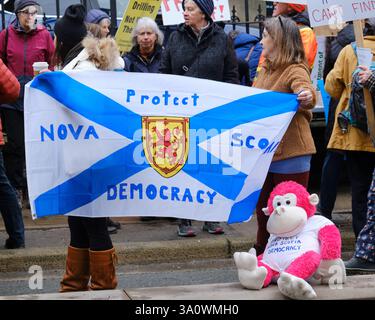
61 216 90 292
346 151 375 239
345 168 375 271
83 217 117 290
68 216 90 249
355 168 375 263
0 150 25 248
82 217 113 251
318 150 345 219
1 109 26 191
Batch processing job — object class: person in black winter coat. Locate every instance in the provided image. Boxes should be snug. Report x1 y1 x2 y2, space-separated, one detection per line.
160 0 238 238
160 0 238 84
124 17 164 74
317 23 355 221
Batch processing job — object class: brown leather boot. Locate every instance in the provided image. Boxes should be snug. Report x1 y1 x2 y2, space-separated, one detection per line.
89 247 118 290
60 246 90 292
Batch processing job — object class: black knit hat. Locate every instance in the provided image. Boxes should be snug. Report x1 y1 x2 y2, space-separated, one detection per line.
182 0 214 20
14 0 40 13
54 4 87 49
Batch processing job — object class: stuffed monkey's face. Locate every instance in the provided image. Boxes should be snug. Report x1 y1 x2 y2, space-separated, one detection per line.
266 193 308 237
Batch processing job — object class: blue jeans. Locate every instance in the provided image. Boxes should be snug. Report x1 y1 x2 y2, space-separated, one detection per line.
355 168 375 263
346 151 375 238
0 150 25 245
318 150 345 219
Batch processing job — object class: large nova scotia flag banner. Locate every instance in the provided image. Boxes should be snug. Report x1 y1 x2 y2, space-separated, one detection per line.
25 71 298 223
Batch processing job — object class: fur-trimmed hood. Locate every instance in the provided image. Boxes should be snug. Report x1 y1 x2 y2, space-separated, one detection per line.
63 35 124 71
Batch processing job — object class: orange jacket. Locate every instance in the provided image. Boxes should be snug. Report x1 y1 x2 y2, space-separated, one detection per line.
257 25 318 71
0 58 20 145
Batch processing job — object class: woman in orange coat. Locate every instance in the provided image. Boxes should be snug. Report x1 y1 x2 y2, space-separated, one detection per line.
256 3 317 75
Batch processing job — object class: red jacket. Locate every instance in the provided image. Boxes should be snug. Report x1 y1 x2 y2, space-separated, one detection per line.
0 58 20 145
0 24 54 78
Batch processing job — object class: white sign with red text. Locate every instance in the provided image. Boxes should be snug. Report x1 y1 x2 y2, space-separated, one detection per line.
307 0 375 27
260 0 307 4
161 0 230 26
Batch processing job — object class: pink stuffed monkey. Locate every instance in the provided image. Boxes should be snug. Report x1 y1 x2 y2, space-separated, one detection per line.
234 181 346 299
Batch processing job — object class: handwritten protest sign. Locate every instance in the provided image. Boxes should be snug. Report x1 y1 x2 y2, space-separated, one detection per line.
260 0 307 4
115 0 161 53
307 0 375 27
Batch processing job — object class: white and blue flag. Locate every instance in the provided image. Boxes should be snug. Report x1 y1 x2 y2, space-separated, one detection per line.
25 71 298 223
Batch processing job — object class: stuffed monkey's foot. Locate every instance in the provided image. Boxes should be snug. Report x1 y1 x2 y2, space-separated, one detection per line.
233 251 267 290
277 272 317 300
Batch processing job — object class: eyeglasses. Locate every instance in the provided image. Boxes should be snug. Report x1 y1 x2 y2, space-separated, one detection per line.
19 10 38 16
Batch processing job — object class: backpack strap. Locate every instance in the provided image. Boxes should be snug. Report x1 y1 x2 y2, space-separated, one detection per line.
245 45 255 63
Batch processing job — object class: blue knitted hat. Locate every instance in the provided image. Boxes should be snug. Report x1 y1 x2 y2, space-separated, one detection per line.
85 9 110 24
182 0 214 20
14 0 40 13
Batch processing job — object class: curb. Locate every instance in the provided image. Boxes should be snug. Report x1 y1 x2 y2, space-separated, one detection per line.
0 232 356 272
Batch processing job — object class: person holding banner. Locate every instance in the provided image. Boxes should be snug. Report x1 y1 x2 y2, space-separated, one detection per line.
252 16 316 254
52 4 122 292
0 58 25 250
0 0 54 209
325 20 375 240
85 9 111 38
160 0 238 237
85 18 123 235
123 17 164 74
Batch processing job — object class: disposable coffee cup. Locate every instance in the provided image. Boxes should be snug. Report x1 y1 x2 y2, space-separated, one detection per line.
32 62 49 77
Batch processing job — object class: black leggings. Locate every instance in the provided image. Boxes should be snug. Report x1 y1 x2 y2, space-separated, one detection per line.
68 216 113 251
0 109 26 189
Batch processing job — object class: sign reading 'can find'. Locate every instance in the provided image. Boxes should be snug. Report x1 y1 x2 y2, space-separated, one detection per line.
307 0 375 27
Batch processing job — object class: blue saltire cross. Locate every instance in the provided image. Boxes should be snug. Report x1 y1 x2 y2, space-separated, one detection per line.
30 72 298 222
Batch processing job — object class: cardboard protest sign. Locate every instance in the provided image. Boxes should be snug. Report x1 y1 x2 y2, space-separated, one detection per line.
307 0 375 28
115 0 161 53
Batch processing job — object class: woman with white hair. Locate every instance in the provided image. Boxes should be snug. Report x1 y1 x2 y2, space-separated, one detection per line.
123 17 164 73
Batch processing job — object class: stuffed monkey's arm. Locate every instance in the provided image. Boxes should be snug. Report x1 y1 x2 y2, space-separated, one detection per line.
318 225 341 260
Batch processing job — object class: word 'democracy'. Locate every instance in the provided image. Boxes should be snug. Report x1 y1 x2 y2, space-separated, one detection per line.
307 0 375 27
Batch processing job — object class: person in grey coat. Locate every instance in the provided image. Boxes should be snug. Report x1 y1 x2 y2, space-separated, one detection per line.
160 0 239 237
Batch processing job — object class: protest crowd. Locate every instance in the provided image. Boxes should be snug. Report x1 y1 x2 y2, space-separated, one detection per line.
0 0 375 294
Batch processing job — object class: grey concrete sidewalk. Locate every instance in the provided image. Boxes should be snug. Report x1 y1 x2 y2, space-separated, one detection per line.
1 275 374 300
